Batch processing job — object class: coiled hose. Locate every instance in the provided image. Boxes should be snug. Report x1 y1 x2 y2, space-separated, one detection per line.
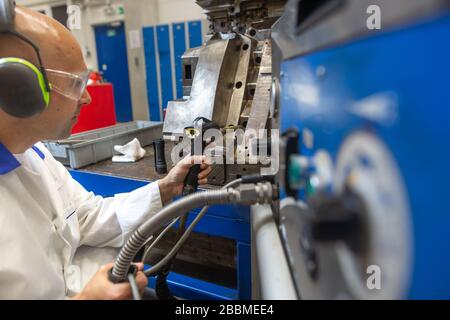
110 188 240 282
142 178 243 277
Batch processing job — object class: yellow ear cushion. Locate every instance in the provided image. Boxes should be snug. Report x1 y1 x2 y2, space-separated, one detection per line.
0 57 50 106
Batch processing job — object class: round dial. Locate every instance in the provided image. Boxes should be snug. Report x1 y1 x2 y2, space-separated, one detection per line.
333 131 413 299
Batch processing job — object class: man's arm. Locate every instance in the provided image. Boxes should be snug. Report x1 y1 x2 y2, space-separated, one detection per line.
42 143 211 248
39 144 211 300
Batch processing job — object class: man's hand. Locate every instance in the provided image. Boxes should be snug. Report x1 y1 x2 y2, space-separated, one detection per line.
158 155 212 204
72 263 148 300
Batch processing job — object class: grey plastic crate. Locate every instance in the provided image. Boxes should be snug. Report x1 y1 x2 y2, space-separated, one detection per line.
43 121 163 169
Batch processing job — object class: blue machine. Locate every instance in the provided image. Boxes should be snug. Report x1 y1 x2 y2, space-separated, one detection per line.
274 0 450 299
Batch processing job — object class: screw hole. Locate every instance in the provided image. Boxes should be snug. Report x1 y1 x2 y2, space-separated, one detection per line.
235 81 243 89
242 44 249 51
255 56 262 64
249 29 257 37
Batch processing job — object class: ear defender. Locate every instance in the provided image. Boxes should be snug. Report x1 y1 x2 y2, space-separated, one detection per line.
0 0 51 118
0 57 50 118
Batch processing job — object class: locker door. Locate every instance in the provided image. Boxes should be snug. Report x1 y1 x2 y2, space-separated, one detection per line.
156 25 174 113
143 26 161 121
172 22 187 99
188 20 203 48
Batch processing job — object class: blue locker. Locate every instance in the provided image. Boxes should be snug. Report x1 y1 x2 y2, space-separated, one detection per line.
143 27 161 121
156 25 174 113
188 20 203 48
172 22 187 99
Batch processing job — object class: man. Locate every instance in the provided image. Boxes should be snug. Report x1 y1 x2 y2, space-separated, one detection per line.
0 6 211 299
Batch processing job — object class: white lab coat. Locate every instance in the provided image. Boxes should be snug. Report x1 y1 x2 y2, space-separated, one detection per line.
0 142 163 299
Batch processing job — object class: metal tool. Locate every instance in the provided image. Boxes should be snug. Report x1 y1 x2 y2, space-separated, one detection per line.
153 139 168 174
182 126 202 194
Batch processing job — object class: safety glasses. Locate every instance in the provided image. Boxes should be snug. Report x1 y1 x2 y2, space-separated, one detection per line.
46 69 91 101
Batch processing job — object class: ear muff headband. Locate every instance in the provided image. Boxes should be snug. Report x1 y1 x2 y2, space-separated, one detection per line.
0 0 14 32
0 57 51 106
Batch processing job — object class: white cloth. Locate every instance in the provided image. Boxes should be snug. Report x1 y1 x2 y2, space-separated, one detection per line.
112 138 146 163
0 142 163 299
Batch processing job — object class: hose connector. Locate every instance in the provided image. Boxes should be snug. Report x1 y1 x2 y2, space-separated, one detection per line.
236 182 277 205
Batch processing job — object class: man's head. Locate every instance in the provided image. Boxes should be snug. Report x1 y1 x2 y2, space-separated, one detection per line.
0 5 91 141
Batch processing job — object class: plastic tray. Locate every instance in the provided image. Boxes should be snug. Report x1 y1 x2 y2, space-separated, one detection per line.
43 121 163 169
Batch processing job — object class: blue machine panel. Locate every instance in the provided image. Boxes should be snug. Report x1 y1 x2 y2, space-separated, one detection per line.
146 269 237 300
156 25 174 114
237 242 251 300
143 27 161 121
172 22 187 99
280 14 450 299
188 20 203 48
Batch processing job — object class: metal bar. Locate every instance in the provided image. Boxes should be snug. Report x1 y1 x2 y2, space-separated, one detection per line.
251 204 298 300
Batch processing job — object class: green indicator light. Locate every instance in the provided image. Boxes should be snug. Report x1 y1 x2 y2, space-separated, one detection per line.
288 157 303 189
